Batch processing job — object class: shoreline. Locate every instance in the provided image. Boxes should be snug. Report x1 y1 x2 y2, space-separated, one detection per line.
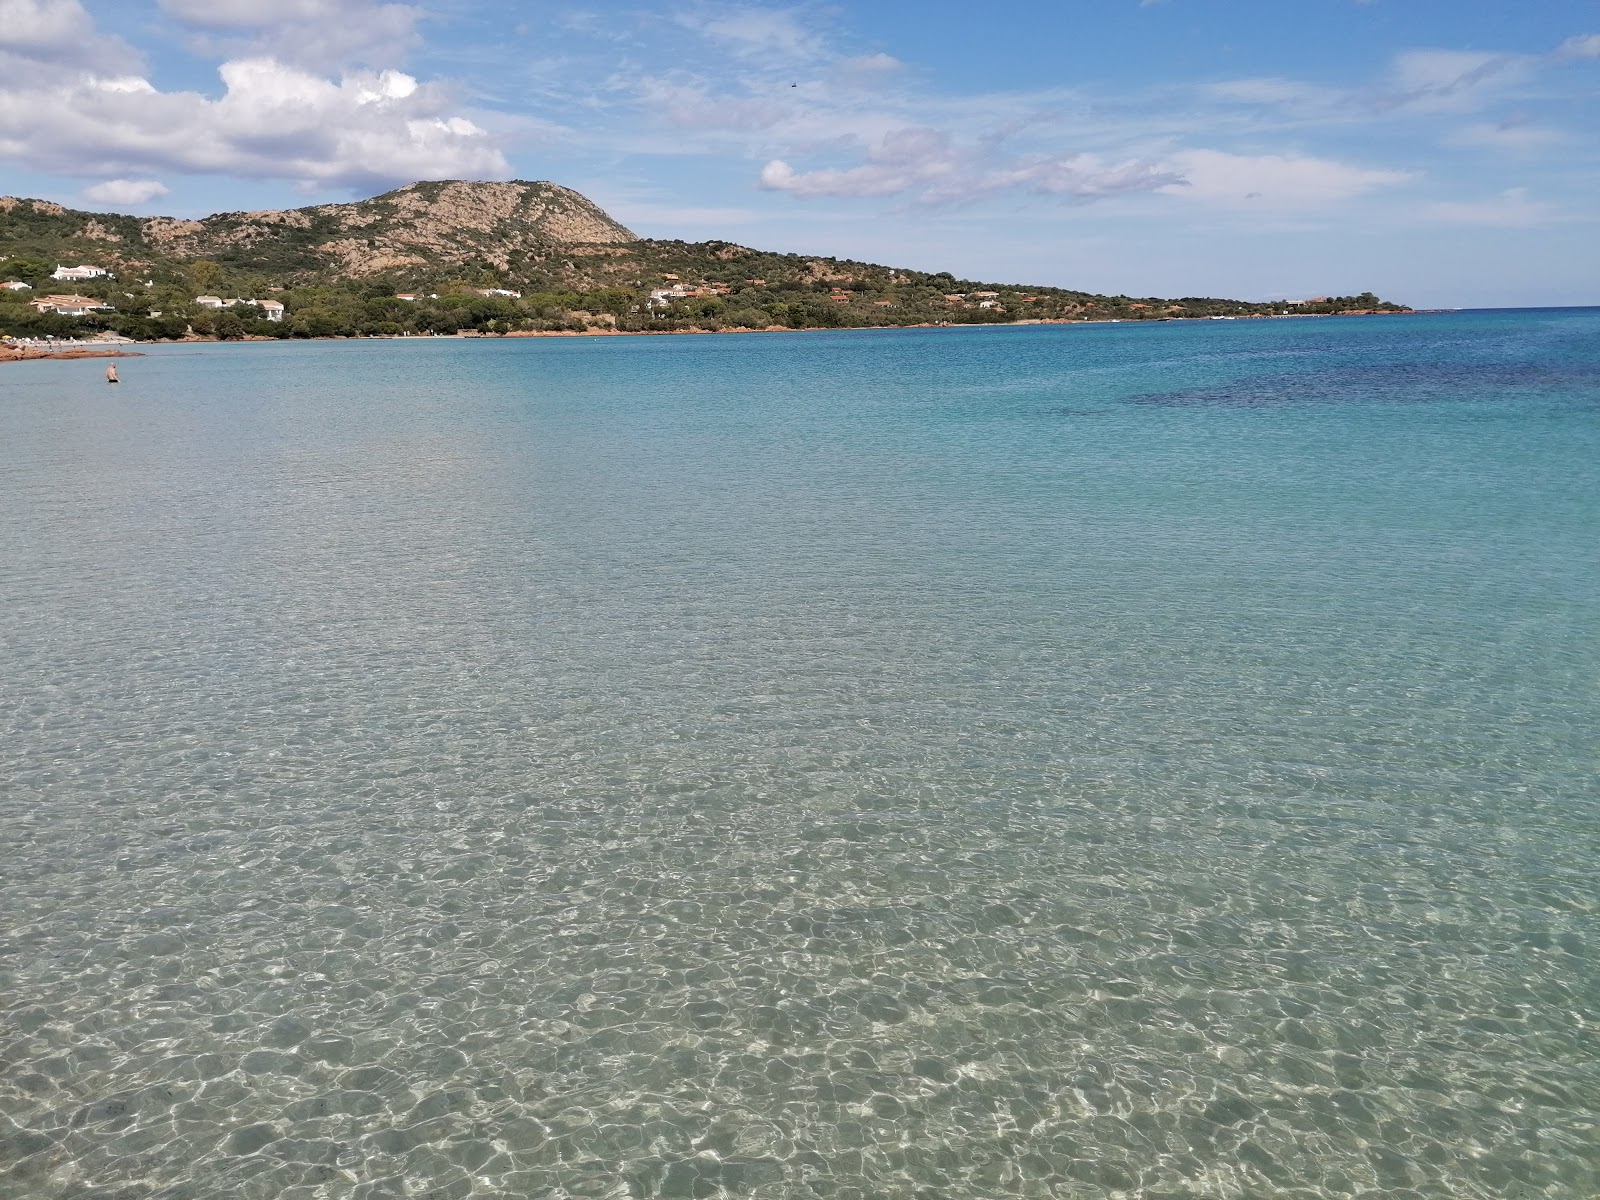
1 309 1423 361
0 345 145 363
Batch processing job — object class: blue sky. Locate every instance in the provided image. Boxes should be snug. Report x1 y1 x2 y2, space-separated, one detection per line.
2 1 1597 306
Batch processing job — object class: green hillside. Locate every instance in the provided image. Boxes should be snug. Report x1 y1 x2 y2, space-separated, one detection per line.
0 182 1409 341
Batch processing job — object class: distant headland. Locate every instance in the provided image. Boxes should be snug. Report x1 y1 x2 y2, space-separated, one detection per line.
0 180 1410 345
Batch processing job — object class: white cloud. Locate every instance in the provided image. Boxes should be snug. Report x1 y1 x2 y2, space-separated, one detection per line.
0 0 94 55
1555 33 1600 60
676 5 826 62
639 78 792 132
0 0 138 72
1159 149 1414 209
83 178 170 206
834 52 903 82
760 157 910 199
0 58 508 189
0 0 505 192
759 126 1180 203
843 52 903 74
157 0 425 70
1209 49 1538 121
1446 118 1563 151
1421 187 1557 228
1378 49 1532 113
1207 77 1345 109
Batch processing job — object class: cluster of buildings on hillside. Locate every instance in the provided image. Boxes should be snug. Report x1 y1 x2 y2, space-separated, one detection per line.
29 295 114 317
941 291 1005 311
22 292 287 320
3 265 116 308
643 275 1021 314
648 275 742 309
392 288 522 301
52 264 112 282
194 295 284 320
3 263 291 322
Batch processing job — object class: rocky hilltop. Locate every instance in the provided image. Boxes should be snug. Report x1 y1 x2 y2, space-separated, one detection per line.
1 180 635 283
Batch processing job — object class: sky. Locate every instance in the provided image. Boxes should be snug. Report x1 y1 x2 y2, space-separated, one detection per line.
1 0 1597 307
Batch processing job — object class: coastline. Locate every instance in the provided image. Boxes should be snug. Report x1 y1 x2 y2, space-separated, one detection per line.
1 344 145 364
1 309 1422 362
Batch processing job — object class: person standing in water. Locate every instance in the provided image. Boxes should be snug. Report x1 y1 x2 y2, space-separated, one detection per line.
106 363 119 384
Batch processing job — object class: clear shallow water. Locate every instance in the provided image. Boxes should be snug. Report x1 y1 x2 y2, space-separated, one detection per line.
1 312 1597 1199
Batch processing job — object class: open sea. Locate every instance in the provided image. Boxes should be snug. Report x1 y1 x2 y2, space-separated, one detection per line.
2 310 1598 1200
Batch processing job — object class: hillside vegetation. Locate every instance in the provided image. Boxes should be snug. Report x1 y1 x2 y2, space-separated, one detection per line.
0 181 1409 341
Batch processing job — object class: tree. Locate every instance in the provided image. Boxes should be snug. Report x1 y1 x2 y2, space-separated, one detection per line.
582 288 636 317
1 256 48 283
186 260 223 293
212 311 246 339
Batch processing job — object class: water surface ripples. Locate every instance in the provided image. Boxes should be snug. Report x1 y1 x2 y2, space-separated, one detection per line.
3 313 1598 1198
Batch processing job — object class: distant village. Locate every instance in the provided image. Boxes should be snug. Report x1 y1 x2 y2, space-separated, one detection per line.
4 264 284 325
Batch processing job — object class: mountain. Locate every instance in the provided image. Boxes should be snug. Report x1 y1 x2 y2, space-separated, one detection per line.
2 181 635 283
0 180 1409 340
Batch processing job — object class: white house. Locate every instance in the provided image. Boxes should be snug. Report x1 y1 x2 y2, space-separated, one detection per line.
32 294 114 316
194 295 225 309
258 300 284 321
52 265 109 282
478 288 522 299
394 293 419 301
2 280 32 291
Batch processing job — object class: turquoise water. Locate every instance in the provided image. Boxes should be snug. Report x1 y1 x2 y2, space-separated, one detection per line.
2 311 1597 1199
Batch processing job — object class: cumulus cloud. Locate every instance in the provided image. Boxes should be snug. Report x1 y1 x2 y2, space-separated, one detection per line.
156 0 425 70
1422 187 1557 228
83 178 170 206
0 0 139 72
0 0 95 55
1159 149 1413 209
0 0 507 192
0 58 508 189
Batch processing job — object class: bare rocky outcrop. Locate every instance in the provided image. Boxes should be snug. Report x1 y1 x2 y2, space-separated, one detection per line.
0 197 67 216
371 180 635 247
81 220 123 243
802 259 858 284
142 217 207 253
290 180 637 276
313 238 428 275
114 180 640 280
